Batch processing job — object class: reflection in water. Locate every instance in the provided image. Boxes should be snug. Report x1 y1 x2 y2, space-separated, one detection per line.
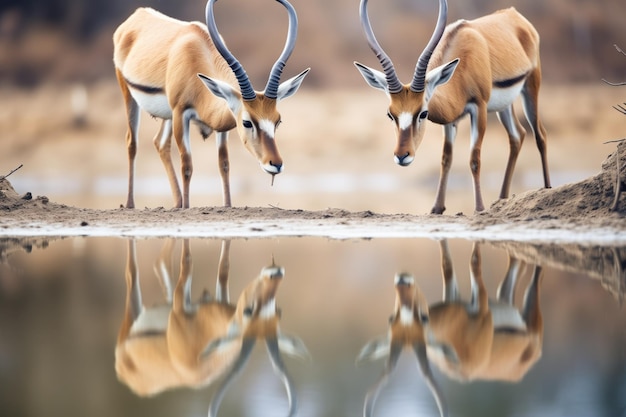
359 241 544 417
0 236 624 417
491 241 625 302
357 272 447 417
115 239 309 416
428 241 543 383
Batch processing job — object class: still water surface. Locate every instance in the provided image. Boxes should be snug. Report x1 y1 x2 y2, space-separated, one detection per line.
0 237 624 417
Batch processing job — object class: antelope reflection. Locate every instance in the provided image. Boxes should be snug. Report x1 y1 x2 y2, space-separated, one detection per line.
357 273 447 417
116 239 308 416
428 240 543 383
359 241 543 416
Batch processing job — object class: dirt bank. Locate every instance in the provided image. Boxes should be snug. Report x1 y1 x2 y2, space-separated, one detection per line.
1 142 624 243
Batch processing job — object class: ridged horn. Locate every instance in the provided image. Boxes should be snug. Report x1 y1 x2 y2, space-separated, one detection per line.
410 0 448 93
266 337 297 416
363 342 402 417
208 338 257 417
205 0 257 101
359 0 403 94
414 343 449 417
264 0 299 100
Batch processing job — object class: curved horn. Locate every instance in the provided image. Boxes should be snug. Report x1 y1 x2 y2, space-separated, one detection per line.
413 344 449 417
266 337 297 416
208 338 257 417
264 0 299 100
363 343 402 417
359 0 403 94
410 0 448 92
205 0 257 101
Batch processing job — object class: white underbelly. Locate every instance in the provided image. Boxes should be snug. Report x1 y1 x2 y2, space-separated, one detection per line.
487 83 524 112
129 88 172 119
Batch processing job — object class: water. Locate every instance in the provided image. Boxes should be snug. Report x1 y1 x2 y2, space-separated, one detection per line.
0 236 624 417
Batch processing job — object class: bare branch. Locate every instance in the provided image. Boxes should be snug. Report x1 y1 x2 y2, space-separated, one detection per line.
611 143 622 212
614 44 626 57
602 79 626 87
613 103 626 115
602 45 626 86
604 138 626 145
0 164 23 180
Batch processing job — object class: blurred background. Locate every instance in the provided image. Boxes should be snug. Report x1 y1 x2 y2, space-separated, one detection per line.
0 0 624 87
0 0 625 213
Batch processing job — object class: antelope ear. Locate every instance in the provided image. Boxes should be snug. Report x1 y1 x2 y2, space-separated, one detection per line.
198 73 241 114
425 58 459 99
354 62 389 93
277 334 311 360
276 68 310 101
356 336 390 364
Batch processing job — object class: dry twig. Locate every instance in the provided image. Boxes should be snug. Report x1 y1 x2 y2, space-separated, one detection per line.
602 45 626 86
0 164 23 180
604 139 625 212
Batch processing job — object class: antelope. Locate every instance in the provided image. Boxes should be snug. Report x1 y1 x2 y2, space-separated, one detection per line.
426 240 543 383
355 0 551 214
115 238 309 416
357 242 543 416
357 273 448 417
113 0 310 208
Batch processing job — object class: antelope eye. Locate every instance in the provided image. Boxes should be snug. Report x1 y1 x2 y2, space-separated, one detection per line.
242 120 253 129
386 110 395 121
419 110 429 120
276 119 282 129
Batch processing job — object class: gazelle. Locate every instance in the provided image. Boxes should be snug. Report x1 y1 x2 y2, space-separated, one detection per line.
115 238 308 415
355 0 551 213
113 0 309 208
426 240 493 381
357 273 448 417
427 240 543 383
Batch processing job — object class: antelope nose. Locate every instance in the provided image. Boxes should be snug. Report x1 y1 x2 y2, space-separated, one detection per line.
263 161 283 174
261 266 285 280
395 272 415 286
394 153 414 166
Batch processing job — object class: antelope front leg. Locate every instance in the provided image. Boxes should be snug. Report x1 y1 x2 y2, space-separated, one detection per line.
469 242 489 314
438 239 459 302
153 119 183 208
216 131 231 207
173 110 194 209
115 68 140 209
215 239 231 303
432 123 457 214
468 104 488 212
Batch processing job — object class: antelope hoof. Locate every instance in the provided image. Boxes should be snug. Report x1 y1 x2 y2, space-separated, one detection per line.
431 206 446 215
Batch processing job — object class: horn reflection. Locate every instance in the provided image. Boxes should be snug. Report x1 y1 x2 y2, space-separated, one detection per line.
115 238 308 416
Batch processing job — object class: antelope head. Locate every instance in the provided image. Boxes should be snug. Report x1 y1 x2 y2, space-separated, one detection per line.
200 0 310 179
357 273 448 417
204 264 310 417
354 0 459 166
